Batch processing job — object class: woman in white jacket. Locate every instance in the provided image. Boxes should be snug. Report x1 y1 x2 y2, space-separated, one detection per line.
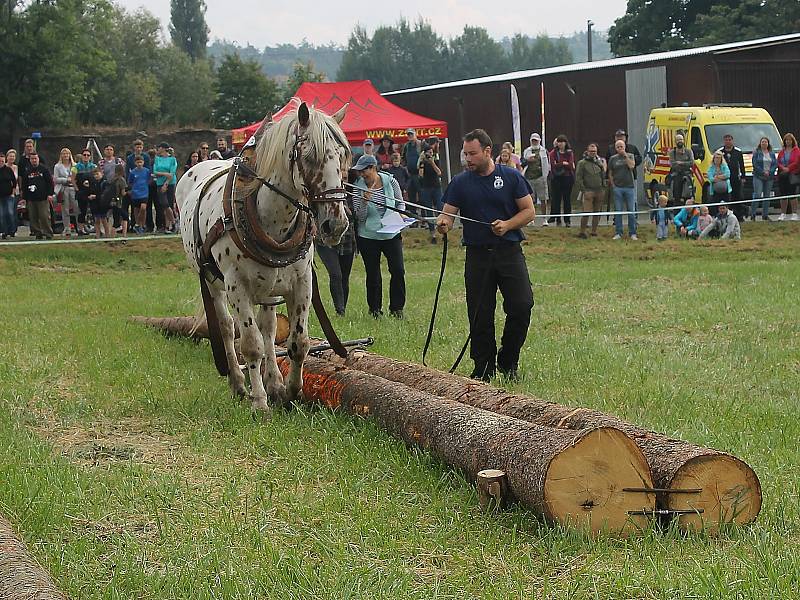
53 148 77 237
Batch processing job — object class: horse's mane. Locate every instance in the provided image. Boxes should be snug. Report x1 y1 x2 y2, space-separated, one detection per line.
252 98 351 184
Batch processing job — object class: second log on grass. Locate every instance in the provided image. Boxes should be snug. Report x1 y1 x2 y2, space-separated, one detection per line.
279 356 655 534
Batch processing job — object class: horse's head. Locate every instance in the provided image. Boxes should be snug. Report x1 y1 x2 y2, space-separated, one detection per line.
291 102 351 246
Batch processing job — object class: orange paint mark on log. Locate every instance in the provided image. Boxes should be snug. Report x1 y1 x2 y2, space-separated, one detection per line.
277 358 345 410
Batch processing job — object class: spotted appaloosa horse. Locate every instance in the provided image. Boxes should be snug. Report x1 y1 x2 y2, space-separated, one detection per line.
177 101 351 413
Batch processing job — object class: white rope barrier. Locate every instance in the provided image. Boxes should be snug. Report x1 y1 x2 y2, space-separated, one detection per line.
0 232 179 246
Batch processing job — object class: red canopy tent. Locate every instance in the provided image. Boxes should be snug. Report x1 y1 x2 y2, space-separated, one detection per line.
231 80 448 148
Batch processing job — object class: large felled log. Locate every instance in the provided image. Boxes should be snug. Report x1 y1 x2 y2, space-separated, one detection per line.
0 514 67 600
278 355 655 534
325 351 761 532
130 314 289 344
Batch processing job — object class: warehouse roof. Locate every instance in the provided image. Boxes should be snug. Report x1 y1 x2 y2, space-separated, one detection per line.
384 33 800 96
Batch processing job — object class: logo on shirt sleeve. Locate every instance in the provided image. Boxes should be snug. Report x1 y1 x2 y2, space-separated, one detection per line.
493 175 504 189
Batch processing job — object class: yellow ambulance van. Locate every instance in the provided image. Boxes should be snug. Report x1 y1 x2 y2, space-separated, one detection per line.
642 104 782 205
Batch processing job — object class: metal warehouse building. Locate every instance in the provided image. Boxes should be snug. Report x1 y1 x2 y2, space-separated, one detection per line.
385 33 800 176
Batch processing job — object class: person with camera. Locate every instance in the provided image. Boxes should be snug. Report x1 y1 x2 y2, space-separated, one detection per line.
19 152 54 240
418 142 442 244
436 129 535 382
575 143 607 238
608 139 638 240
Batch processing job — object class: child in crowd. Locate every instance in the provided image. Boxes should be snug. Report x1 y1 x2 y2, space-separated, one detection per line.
697 205 713 232
88 167 112 238
111 164 129 238
651 193 669 240
128 156 151 234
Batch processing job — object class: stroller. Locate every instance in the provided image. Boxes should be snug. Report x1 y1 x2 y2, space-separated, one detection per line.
667 169 695 205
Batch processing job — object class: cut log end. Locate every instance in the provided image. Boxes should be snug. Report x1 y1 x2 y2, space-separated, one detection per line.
668 454 762 533
543 427 655 535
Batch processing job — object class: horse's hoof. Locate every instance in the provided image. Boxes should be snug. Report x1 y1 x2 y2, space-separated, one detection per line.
250 397 273 420
279 388 303 410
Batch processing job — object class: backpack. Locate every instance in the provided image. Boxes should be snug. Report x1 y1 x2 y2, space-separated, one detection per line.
101 180 121 207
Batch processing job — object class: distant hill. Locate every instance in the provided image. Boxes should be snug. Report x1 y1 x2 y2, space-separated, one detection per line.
207 29 611 83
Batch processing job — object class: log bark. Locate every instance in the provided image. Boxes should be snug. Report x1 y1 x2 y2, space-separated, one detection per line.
325 350 762 532
0 514 67 600
278 356 655 535
130 314 289 344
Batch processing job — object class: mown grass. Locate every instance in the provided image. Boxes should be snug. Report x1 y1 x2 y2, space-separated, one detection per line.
0 222 799 599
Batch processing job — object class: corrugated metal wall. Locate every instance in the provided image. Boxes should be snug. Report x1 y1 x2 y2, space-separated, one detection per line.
625 66 667 199
715 59 800 134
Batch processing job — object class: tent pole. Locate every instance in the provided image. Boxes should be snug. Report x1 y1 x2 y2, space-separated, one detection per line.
444 138 452 183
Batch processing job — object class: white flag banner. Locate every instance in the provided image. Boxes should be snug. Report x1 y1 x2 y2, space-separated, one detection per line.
510 84 521 157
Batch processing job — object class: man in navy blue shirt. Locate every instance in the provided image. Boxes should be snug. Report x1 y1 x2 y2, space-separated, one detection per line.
436 129 535 381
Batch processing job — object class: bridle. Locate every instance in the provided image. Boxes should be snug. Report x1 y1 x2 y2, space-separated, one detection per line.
235 124 349 217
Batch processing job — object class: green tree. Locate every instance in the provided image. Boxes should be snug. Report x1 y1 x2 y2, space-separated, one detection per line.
448 26 509 80
692 0 800 46
280 61 325 104
508 34 573 70
2 0 115 133
170 0 209 61
86 5 162 126
608 0 799 56
158 47 214 126
337 18 448 91
211 54 280 128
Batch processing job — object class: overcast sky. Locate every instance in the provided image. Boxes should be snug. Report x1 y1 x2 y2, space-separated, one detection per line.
134 0 628 47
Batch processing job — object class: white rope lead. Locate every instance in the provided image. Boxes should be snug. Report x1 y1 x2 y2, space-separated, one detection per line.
346 180 800 224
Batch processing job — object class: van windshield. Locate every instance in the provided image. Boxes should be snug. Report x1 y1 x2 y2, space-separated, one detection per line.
704 124 782 154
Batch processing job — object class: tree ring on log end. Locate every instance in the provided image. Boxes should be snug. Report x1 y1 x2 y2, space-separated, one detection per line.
668 454 762 533
543 427 655 535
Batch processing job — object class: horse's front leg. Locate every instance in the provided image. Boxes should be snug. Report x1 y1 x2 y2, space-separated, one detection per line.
229 291 270 413
283 288 311 406
255 304 286 405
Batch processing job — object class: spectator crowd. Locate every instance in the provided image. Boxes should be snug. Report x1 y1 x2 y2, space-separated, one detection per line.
0 136 236 240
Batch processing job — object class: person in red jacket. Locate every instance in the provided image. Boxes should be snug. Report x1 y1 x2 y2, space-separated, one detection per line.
548 134 575 226
776 132 800 221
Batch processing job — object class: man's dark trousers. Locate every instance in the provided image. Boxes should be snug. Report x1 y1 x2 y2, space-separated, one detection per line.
464 242 533 378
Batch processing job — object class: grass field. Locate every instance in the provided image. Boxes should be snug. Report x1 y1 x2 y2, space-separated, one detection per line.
1 222 799 599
